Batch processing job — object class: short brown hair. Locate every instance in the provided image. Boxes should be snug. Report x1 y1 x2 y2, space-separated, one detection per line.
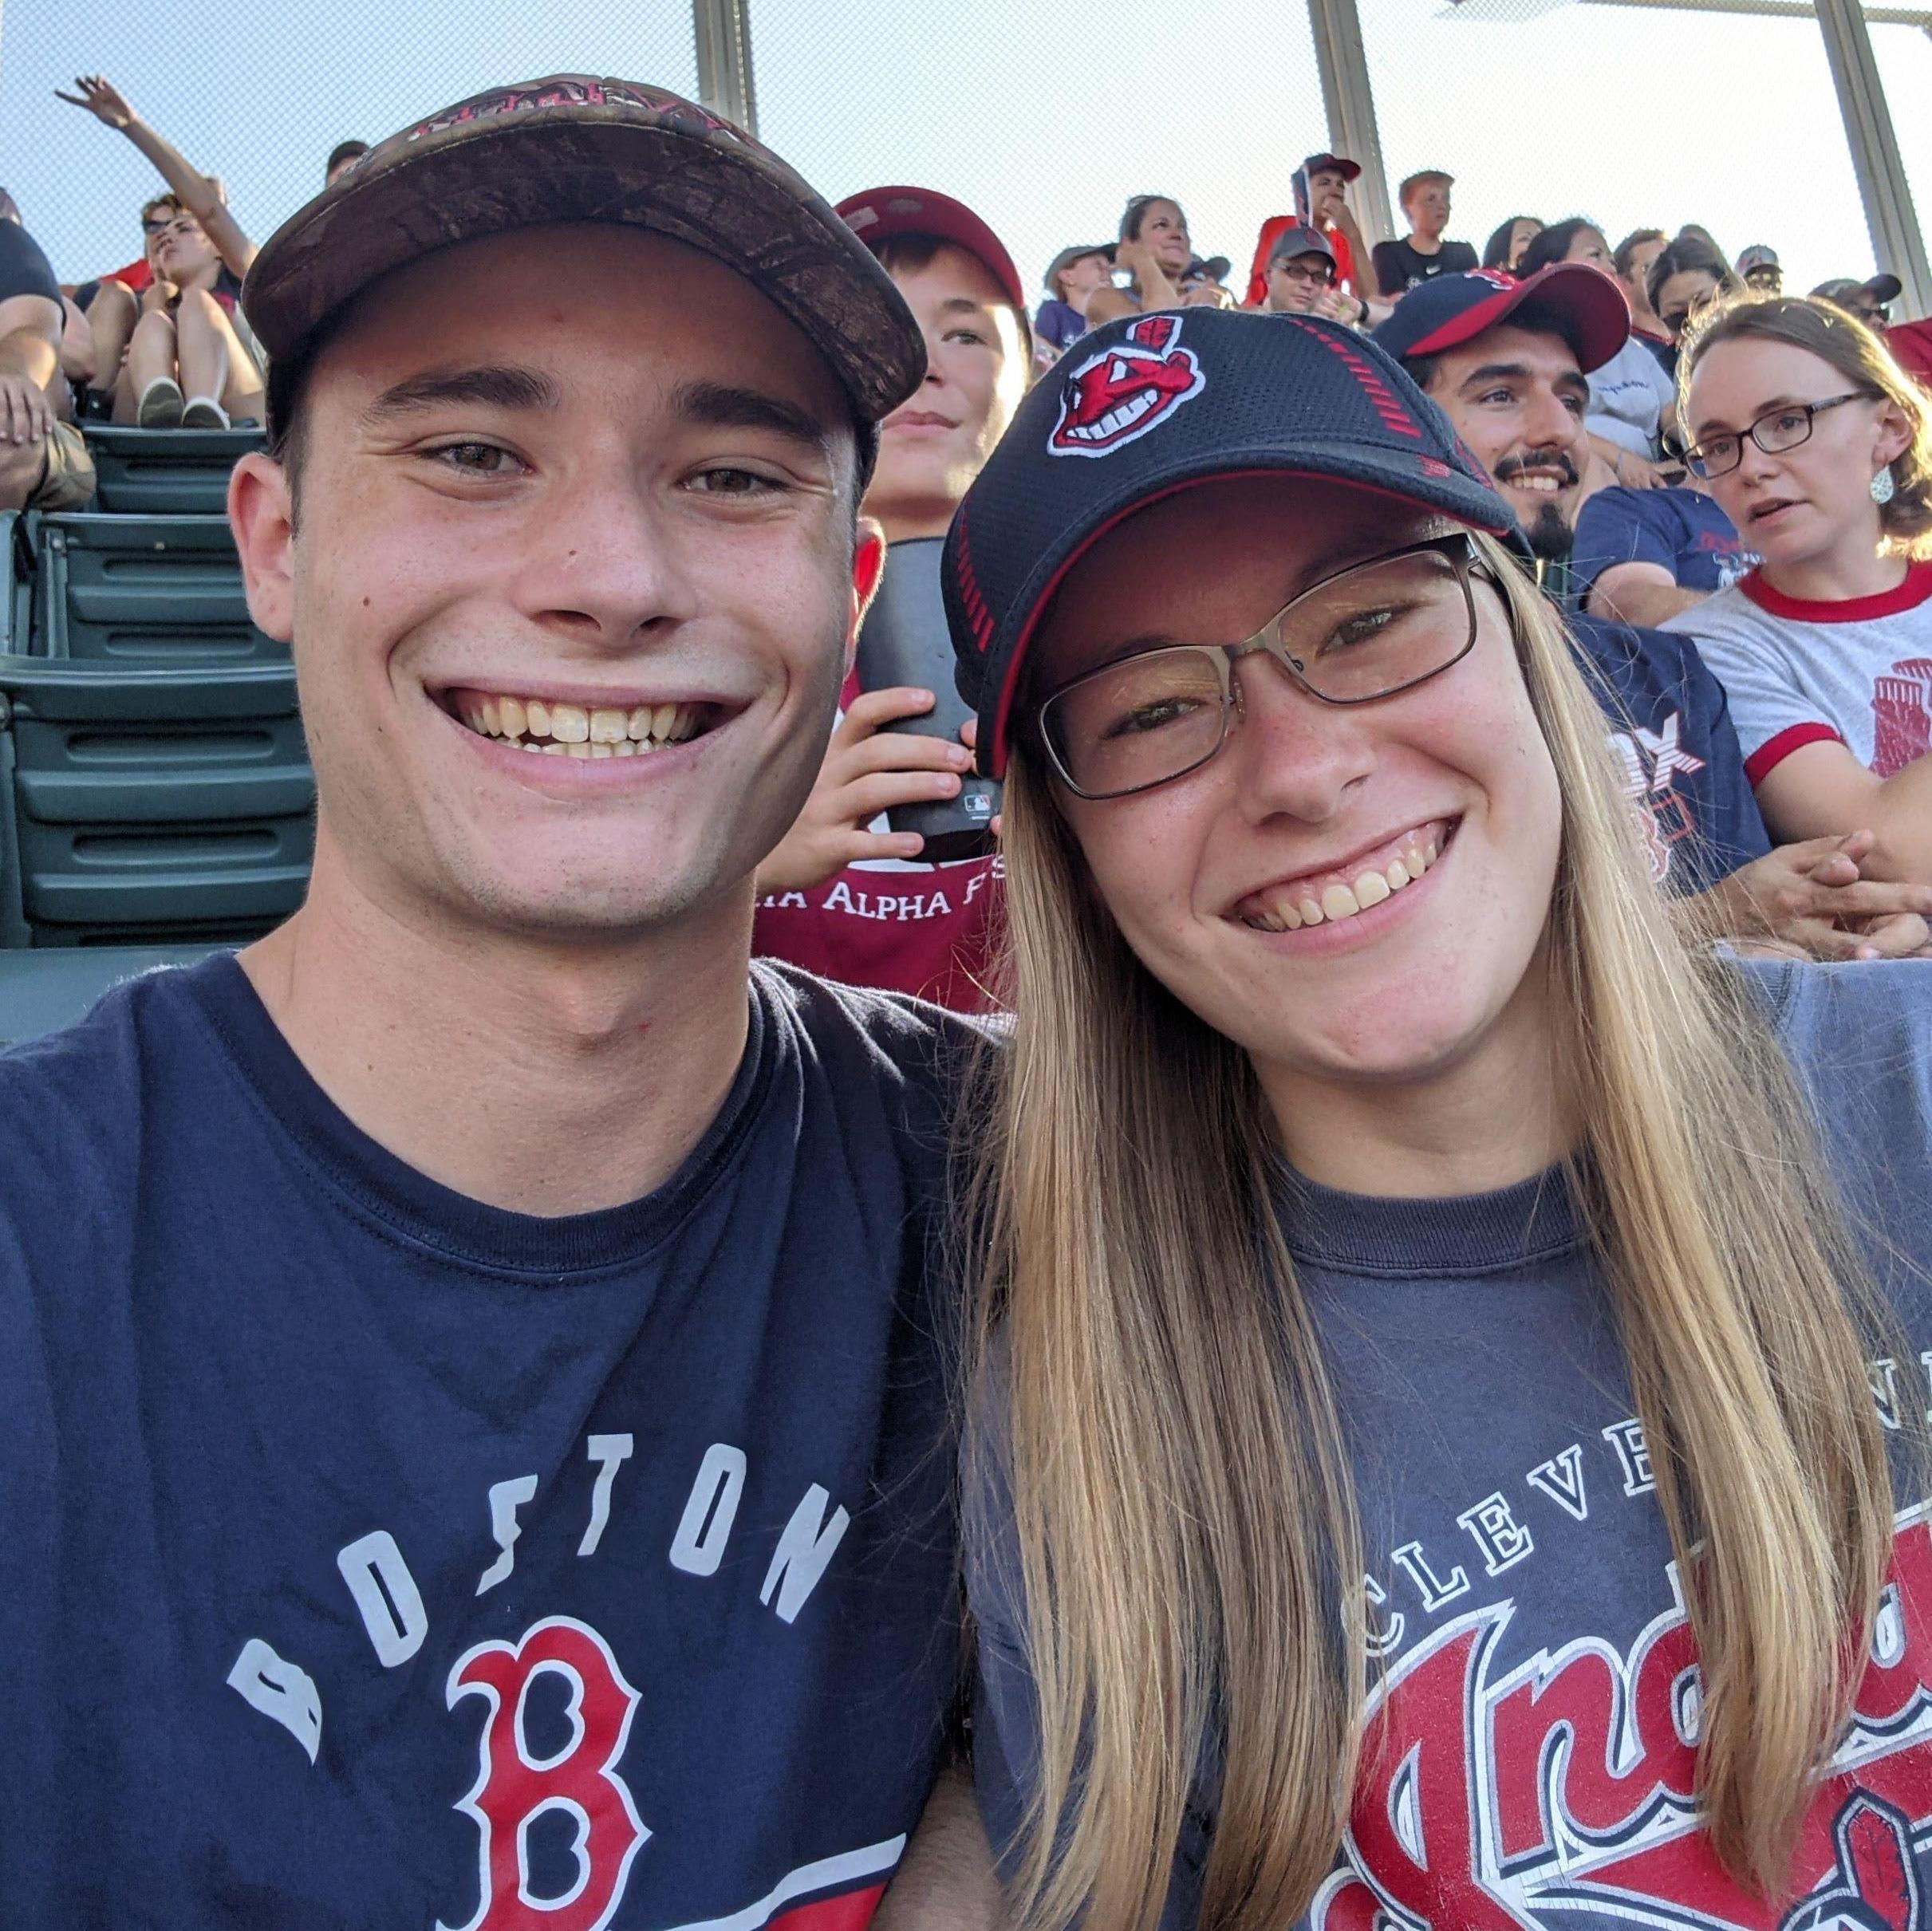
1678 292 1932 556
140 193 181 230
1398 170 1453 210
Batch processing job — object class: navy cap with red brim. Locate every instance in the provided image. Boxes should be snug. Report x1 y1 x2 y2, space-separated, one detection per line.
1370 262 1630 374
943 307 1524 780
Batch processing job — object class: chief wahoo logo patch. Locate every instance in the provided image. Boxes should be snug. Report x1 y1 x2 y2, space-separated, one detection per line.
1049 313 1205 457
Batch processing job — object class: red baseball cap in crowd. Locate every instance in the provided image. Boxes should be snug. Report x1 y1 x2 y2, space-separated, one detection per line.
944 309 1523 778
836 185 1028 316
1301 152 1362 182
244 75 927 434
1370 263 1630 375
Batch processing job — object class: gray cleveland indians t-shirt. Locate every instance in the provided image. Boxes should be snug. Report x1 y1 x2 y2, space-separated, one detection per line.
969 959 1932 1930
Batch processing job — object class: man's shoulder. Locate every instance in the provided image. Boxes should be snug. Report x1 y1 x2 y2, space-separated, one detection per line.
751 959 995 1107
1570 609 1713 692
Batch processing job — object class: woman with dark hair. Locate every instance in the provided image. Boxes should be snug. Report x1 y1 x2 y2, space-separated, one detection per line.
1481 214 1542 272
1520 218 1676 486
1647 234 1742 362
1667 293 1932 882
932 308 1932 1930
1083 195 1191 327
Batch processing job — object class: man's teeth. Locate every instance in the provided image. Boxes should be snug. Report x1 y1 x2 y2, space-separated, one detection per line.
1512 475 1563 494
1240 831 1441 933
459 696 702 759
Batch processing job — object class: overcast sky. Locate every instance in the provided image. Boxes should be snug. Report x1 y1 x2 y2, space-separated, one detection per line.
9 0 1926 307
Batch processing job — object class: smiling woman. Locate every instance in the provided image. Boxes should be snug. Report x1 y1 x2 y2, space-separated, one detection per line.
936 308 1932 1931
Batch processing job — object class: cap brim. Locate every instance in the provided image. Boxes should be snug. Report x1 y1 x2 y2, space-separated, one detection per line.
1867 274 1904 304
973 446 1517 776
838 185 1027 317
246 108 925 424
1403 261 1630 374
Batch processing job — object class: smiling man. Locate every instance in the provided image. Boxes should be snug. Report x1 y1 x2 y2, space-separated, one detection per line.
0 78 995 1929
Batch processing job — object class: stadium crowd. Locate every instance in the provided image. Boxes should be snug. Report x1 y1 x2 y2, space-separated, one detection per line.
5 57 1932 1931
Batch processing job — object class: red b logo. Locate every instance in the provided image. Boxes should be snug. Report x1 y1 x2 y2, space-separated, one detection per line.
441 1617 648 1931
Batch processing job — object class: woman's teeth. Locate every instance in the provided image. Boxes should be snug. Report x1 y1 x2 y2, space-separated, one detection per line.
1239 828 1444 933
457 694 703 759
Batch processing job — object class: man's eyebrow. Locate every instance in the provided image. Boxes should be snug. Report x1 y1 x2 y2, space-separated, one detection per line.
1456 361 1531 391
668 379 834 453
361 364 561 423
938 296 995 316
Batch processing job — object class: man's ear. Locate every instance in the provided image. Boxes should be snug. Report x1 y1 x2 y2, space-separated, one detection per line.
845 515 888 674
228 451 297 645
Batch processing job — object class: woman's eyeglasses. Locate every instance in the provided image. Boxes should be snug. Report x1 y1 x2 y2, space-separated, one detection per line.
1035 534 1491 801
1682 392 1876 479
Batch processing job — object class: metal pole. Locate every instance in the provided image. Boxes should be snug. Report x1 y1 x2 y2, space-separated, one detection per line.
692 0 759 137
1303 0 1397 247
1811 0 1929 315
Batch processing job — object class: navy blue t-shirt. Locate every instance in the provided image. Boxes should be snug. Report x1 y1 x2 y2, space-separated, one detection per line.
972 960 1932 1929
0 955 972 1928
1035 298 1087 355
1568 611 1770 892
1571 486 1757 603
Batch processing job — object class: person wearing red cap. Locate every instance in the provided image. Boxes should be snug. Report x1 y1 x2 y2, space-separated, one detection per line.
0 77 1001 1925
753 184 1029 1011
1244 152 1379 319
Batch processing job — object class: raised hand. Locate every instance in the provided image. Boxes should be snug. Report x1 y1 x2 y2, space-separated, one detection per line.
54 75 136 131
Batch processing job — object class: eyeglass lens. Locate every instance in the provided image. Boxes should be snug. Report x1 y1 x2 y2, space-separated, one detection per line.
1044 544 1474 797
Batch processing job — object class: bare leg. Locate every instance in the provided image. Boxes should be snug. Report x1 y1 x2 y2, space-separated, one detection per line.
82 281 138 392
114 309 178 423
175 287 264 420
0 436 45 513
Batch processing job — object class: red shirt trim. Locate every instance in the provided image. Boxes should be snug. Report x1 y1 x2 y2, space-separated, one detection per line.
1744 722 1847 786
1739 559 1932 624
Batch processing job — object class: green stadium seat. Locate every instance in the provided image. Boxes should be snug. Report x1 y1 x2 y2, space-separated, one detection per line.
0 944 227 1046
30 513 283 664
0 659 313 945
81 424 265 516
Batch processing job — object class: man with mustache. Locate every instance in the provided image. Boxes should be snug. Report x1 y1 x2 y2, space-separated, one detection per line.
1377 269 1931 958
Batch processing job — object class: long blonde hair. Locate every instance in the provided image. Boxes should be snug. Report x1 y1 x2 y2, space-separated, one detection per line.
967 535 1895 1930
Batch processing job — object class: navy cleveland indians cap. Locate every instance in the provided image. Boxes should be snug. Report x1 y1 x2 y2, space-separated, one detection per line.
1370 262 1630 373
943 306 1518 778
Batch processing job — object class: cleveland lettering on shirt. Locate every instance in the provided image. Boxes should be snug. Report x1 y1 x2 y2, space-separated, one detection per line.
1663 560 1932 785
0 955 973 1929
971 961 1932 1931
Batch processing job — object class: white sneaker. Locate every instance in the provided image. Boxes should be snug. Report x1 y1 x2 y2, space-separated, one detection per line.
136 377 185 428
181 396 231 430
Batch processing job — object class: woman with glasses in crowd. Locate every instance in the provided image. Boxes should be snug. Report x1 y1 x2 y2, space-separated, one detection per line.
57 73 262 428
1664 294 1932 887
1084 194 1193 327
938 307 1932 1929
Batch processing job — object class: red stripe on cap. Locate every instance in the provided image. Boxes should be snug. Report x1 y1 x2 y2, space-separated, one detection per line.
1277 317 1422 439
1744 721 1844 786
952 509 996 652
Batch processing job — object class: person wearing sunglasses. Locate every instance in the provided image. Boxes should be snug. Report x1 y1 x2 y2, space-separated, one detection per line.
1812 272 1901 330
1665 294 1932 886
926 305 1932 1929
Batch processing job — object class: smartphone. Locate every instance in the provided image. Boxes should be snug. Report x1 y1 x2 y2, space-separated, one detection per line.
1111 266 1134 289
1291 166 1312 226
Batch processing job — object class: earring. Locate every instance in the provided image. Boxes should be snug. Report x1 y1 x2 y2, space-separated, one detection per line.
1873 465 1898 505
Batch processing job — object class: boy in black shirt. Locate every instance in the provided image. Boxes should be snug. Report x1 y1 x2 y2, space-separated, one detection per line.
1371 170 1478 298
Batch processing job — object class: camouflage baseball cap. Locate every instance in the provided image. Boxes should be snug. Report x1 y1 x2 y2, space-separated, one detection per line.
244 75 927 431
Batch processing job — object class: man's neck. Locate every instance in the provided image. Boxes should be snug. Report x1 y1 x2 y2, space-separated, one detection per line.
239 841 755 1216
1257 960 1572 1199
1759 522 1909 604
